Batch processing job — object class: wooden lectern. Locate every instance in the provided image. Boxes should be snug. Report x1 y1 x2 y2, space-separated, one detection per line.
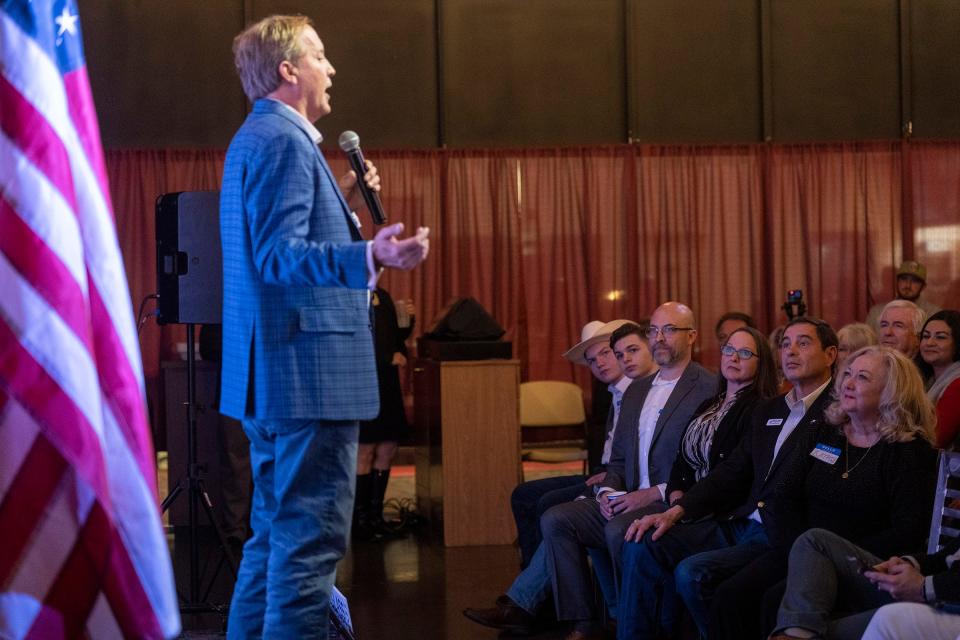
413 358 521 546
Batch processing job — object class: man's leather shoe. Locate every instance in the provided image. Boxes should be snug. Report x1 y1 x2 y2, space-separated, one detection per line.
463 596 536 633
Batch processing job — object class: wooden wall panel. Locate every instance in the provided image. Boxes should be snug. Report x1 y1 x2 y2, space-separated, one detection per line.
441 0 627 147
909 0 960 138
78 1 960 148
767 0 901 141
627 0 762 143
251 0 439 149
81 0 248 148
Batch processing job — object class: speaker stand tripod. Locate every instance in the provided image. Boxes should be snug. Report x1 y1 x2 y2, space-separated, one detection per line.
161 323 238 615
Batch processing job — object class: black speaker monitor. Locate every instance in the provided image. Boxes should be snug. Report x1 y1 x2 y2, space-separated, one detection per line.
156 191 222 325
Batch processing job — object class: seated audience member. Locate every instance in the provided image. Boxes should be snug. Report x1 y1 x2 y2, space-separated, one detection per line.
836 322 877 370
617 316 837 640
714 311 755 345
511 319 634 568
541 302 717 640
866 259 940 330
918 310 960 449
859 539 960 640
667 326 779 505
877 299 925 359
733 346 938 639
464 321 653 635
773 347 949 638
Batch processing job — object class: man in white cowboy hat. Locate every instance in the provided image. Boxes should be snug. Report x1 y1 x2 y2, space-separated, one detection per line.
866 260 940 331
463 318 652 635
511 318 642 566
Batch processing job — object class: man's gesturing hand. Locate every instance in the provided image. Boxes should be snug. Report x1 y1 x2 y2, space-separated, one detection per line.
372 223 430 270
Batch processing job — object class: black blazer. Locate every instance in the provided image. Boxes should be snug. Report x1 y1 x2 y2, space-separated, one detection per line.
665 387 764 498
676 381 833 547
918 536 960 603
605 361 718 492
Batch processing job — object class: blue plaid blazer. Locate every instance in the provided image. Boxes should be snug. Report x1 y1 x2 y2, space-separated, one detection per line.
218 99 379 421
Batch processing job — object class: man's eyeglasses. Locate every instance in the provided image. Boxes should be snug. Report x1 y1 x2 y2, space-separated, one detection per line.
720 344 758 360
645 325 694 339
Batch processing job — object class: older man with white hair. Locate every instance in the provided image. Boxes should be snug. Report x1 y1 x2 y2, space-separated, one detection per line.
878 299 926 359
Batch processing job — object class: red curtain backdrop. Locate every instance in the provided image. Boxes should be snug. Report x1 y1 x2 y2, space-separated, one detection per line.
106 141 959 421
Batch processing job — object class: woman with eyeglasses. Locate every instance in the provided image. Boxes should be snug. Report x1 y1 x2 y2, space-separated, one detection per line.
917 309 960 450
665 327 780 506
616 326 778 639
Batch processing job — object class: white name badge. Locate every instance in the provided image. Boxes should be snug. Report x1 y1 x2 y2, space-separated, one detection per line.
810 443 841 465
766 418 784 426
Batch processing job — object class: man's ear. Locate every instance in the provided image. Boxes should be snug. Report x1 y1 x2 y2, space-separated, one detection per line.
278 59 297 84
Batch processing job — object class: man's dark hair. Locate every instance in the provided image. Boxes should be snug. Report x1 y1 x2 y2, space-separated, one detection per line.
916 310 960 381
784 315 839 375
610 321 645 349
714 311 756 336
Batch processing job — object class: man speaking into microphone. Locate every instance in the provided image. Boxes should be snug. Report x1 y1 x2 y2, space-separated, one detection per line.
220 14 430 639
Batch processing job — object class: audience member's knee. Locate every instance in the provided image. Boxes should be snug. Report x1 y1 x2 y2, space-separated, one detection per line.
510 483 529 513
603 520 627 558
673 556 702 591
540 503 571 539
792 527 836 557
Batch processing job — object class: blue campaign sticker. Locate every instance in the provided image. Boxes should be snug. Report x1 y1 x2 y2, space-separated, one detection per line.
810 443 841 464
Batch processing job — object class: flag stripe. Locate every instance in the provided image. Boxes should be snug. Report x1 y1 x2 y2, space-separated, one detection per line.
100 506 166 638
0 72 78 213
63 67 110 211
0 248 106 449
0 131 87 288
26 499 109 640
0 196 92 353
88 288 156 484
0 434 67 585
0 314 107 501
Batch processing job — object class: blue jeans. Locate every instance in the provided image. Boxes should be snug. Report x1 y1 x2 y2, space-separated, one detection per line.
617 518 768 639
511 475 587 567
227 419 358 640
507 543 553 613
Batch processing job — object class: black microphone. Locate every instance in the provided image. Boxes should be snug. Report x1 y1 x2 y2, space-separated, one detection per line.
338 130 386 225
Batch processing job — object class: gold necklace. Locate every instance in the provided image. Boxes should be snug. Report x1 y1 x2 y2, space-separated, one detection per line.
842 436 878 479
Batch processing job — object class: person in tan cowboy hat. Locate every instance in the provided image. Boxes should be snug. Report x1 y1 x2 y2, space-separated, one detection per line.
866 260 941 331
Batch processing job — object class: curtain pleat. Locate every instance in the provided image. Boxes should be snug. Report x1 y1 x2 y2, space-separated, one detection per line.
105 141 960 421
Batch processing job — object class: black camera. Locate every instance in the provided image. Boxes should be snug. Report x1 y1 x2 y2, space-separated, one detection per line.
782 289 807 319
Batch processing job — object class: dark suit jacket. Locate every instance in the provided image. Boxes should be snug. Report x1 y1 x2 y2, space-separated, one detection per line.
918 536 960 602
666 387 764 496
677 381 833 547
604 362 718 492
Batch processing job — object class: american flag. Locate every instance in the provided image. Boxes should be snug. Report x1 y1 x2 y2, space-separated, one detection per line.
0 1 180 637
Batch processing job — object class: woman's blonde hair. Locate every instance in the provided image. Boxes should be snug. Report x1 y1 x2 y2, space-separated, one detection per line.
233 15 313 102
825 345 935 443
